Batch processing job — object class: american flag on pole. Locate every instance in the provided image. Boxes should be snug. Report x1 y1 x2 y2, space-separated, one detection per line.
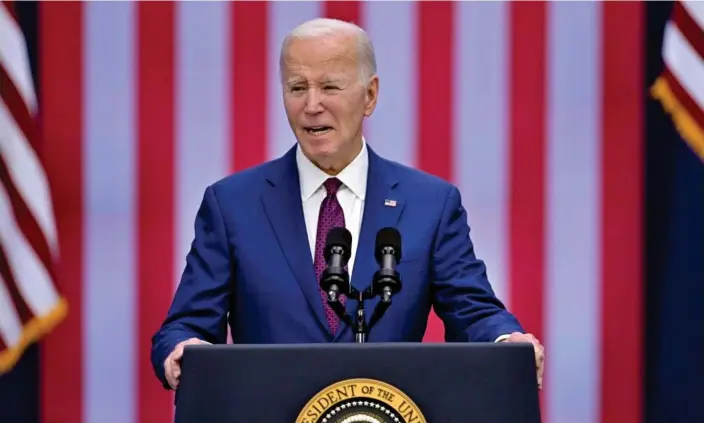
18 1 645 423
651 0 704 161
0 1 66 373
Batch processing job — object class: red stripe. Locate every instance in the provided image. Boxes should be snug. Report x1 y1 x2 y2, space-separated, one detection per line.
674 0 704 62
507 1 548 414
663 67 704 131
231 1 268 171
416 2 453 183
0 244 33 325
323 1 362 25
136 3 176 423
417 1 454 342
0 66 38 155
508 1 546 343
2 0 17 22
0 155 55 280
601 2 644 422
38 3 83 423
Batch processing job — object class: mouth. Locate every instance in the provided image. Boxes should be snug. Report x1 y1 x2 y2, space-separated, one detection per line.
304 126 333 136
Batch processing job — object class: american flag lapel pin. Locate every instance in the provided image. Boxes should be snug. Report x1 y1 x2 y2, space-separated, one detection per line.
384 199 397 207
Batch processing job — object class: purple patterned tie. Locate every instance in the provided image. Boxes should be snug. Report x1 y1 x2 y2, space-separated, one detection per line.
314 177 347 334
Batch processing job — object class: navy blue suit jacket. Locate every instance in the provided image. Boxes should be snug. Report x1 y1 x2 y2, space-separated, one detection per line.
151 144 523 387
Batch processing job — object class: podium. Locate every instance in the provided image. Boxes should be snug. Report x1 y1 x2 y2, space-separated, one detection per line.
175 342 541 423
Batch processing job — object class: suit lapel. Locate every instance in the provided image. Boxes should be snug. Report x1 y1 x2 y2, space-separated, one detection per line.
260 147 329 332
334 148 405 341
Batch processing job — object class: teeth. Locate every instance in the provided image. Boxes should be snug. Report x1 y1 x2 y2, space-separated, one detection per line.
307 126 331 133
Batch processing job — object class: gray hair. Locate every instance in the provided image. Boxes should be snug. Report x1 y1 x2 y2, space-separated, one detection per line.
279 18 377 85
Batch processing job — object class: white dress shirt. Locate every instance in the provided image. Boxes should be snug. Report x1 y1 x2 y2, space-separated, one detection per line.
296 139 368 279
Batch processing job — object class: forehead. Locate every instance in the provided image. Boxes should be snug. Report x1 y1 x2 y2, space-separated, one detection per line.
282 35 359 81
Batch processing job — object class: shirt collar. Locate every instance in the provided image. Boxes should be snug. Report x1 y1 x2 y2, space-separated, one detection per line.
296 138 368 202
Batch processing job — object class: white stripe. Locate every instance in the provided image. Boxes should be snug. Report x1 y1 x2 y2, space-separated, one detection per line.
83 2 135 423
0 101 59 255
0 273 23 349
0 185 59 317
0 4 37 112
175 1 232 289
681 0 704 31
267 1 322 160
453 1 510 304
363 1 417 167
663 22 704 110
546 3 602 423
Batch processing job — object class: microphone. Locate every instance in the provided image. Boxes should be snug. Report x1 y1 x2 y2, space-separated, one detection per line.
372 227 403 303
320 227 352 302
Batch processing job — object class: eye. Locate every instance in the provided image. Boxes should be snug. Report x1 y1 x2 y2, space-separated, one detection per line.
323 85 339 91
288 86 307 94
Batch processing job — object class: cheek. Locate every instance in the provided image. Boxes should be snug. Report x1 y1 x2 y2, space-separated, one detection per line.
326 103 361 127
283 98 304 118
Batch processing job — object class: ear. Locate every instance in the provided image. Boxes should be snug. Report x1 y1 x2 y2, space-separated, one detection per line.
363 75 379 117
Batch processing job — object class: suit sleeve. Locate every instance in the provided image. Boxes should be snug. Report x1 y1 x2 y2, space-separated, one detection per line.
431 185 524 342
150 185 233 388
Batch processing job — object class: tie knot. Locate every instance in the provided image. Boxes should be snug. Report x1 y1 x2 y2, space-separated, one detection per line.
323 178 342 196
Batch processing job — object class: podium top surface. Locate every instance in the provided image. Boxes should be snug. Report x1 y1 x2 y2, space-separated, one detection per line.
177 342 541 423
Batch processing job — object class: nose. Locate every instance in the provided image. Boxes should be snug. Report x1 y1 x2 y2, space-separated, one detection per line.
303 88 324 114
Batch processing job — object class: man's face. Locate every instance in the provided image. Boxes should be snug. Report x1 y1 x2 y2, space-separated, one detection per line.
281 34 378 173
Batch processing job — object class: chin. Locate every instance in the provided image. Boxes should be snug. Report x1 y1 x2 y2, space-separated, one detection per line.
301 135 338 155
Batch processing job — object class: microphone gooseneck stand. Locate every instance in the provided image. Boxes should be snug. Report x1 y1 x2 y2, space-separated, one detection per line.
326 287 373 344
327 281 398 344
353 292 367 344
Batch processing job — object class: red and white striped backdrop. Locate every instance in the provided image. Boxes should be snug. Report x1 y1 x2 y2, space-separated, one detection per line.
29 1 643 423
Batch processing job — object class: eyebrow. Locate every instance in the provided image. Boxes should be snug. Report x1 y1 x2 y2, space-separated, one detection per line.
286 77 305 85
285 76 346 86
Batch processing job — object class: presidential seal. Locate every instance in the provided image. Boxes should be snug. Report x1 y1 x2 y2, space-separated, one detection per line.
295 378 426 423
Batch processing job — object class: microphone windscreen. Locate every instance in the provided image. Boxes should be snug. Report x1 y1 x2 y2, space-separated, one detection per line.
325 227 352 260
375 227 402 263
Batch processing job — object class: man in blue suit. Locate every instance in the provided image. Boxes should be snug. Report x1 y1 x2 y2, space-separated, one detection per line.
151 18 545 392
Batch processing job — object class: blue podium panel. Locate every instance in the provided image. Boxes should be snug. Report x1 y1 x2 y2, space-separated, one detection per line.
176 343 541 423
